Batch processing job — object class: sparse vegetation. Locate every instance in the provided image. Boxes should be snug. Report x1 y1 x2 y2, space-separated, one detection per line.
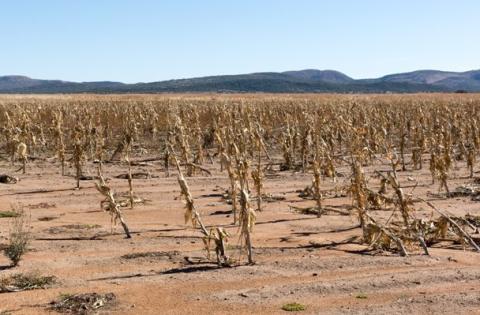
49 292 116 314
1 93 480 313
0 211 19 218
356 293 368 299
3 206 30 266
282 302 306 312
0 272 55 293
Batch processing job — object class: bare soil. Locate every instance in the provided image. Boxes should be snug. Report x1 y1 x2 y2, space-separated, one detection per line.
0 156 479 314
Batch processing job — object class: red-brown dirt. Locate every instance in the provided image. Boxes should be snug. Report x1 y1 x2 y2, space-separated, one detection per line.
0 156 479 314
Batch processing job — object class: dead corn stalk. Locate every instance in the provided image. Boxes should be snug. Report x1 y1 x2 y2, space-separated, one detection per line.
95 173 132 238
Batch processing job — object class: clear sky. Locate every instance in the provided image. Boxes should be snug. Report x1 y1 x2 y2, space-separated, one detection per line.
1 0 478 83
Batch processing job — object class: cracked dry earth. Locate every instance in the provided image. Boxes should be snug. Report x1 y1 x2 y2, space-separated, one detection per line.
0 157 479 314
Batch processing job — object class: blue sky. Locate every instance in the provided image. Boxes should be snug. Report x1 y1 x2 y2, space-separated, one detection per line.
1 0 478 83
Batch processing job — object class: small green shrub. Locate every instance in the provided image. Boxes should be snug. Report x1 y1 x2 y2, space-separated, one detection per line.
356 293 368 299
0 211 19 218
282 302 306 312
3 206 30 266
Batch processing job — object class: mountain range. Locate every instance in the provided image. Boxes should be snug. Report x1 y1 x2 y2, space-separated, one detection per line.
1 69 479 93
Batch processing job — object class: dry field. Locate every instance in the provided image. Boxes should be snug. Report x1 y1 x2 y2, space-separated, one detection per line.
0 93 479 314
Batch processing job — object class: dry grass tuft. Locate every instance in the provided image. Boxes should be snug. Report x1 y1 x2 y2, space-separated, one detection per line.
0 272 55 293
3 205 30 266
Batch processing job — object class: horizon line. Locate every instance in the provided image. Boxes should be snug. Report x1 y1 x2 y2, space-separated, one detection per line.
1 67 479 84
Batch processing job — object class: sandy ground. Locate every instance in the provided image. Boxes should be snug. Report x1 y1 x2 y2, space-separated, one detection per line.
0 156 479 315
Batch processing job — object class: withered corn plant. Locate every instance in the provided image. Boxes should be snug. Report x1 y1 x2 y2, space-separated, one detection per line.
1 93 480 259
16 142 27 174
94 172 132 238
237 158 256 264
72 138 85 189
220 151 239 224
173 153 230 266
251 126 265 212
123 133 135 209
53 112 66 176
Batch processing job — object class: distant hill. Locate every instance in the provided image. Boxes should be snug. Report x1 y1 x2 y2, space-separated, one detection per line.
1 69 479 93
362 69 480 91
282 69 354 84
0 75 66 90
0 75 125 93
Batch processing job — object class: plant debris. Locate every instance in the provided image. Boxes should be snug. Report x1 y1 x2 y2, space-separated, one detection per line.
0 175 18 184
49 292 116 314
0 273 55 293
121 250 180 260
